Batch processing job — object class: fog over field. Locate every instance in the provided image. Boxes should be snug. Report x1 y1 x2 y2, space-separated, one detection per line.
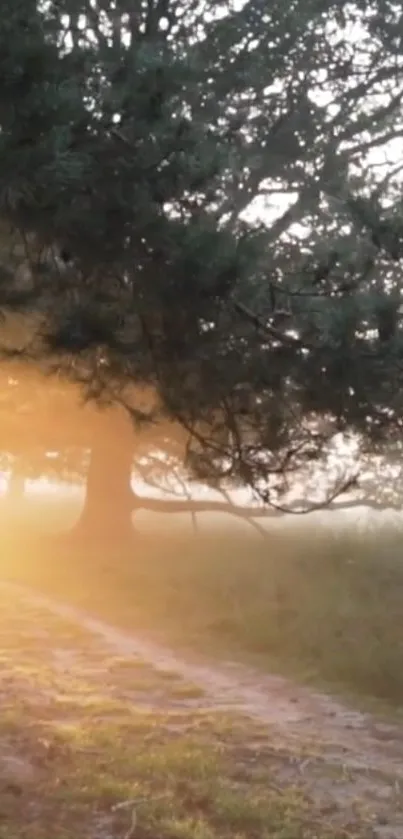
2 468 402 537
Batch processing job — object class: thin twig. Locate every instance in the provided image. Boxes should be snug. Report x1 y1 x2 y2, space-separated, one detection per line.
232 298 311 348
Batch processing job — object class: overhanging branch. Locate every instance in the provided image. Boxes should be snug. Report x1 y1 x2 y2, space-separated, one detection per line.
132 494 275 518
132 472 359 519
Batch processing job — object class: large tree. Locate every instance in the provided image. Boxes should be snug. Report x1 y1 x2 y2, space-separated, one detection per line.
0 366 395 548
0 368 276 541
0 0 403 511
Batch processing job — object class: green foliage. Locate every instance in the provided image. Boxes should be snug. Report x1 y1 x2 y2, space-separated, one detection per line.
1 0 403 500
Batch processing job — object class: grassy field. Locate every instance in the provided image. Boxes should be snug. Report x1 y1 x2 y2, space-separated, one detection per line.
2 700 368 839
3 501 403 712
2 583 369 839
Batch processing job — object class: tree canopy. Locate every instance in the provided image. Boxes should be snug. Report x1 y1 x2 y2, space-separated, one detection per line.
1 0 403 506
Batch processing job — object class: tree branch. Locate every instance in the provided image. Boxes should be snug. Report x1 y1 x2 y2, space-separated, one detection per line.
132 474 361 520
266 474 359 515
232 298 310 348
214 485 268 538
132 493 276 519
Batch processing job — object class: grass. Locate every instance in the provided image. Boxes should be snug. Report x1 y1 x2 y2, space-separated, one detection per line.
0 582 374 839
3 512 403 711
0 701 368 839
167 682 207 700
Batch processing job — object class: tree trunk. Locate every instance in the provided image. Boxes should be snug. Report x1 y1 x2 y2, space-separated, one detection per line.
7 470 25 501
71 439 135 545
5 464 25 508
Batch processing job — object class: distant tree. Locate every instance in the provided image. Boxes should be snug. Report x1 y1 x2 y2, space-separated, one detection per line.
0 0 403 514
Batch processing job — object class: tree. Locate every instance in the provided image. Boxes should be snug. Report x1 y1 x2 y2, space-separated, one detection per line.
0 366 274 542
0 366 385 547
0 0 403 511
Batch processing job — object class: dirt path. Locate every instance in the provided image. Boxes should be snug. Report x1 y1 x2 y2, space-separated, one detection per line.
1 580 403 837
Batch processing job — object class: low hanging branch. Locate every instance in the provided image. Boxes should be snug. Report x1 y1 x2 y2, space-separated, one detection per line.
263 472 360 515
131 469 360 520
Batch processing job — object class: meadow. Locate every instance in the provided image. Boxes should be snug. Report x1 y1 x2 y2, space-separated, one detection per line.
3 487 403 714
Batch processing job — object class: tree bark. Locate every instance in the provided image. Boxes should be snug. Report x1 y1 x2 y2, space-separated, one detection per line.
71 439 135 545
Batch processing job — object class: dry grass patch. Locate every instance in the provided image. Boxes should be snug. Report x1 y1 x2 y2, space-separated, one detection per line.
167 682 207 700
0 700 374 839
